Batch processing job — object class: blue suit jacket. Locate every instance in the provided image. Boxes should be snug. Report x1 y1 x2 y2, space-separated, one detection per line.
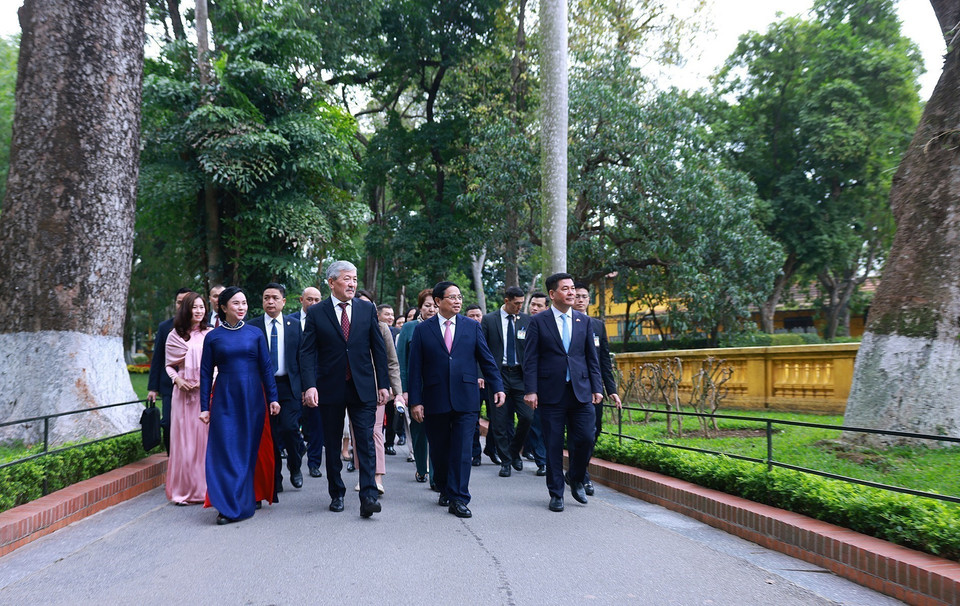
299 297 388 405
522 308 602 404
147 317 174 397
407 314 504 414
249 313 303 398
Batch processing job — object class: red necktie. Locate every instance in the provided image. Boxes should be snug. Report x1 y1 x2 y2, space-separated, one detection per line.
340 302 352 380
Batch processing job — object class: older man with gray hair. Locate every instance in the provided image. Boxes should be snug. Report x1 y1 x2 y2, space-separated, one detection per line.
300 260 390 518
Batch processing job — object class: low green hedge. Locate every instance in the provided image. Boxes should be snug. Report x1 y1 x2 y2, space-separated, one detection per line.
0 433 154 513
594 437 960 560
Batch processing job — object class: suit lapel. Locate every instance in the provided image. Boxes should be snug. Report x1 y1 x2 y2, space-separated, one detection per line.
489 314 503 356
450 314 466 352
547 309 565 350
428 315 446 349
322 298 345 342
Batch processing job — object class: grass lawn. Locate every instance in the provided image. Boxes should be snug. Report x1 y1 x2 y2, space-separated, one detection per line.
602 404 960 500
129 372 150 400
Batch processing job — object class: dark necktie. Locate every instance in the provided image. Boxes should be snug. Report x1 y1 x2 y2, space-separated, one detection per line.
270 318 279 374
506 314 517 366
339 302 352 380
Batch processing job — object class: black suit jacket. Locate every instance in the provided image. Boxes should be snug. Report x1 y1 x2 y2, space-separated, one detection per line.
299 297 389 405
479 309 530 372
522 308 602 404
249 313 303 398
589 316 618 396
147 317 174 397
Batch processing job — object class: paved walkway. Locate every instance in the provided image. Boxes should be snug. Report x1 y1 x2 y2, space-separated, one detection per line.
0 443 902 605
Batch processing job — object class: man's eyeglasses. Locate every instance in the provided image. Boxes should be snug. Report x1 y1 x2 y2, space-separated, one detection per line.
444 294 464 301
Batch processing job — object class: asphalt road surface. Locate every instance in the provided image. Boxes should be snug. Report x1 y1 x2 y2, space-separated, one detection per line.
0 442 903 605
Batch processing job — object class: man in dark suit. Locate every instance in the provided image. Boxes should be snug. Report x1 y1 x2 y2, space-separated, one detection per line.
289 286 324 478
407 281 505 518
300 261 390 518
523 272 603 512
249 283 304 493
207 284 224 328
480 286 540 477
574 282 622 495
147 287 190 452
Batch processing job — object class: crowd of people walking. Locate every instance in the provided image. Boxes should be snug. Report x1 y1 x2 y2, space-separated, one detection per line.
147 261 621 524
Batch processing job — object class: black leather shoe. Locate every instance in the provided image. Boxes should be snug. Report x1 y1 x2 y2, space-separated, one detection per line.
309 465 323 478
523 451 535 462
549 496 564 512
438 494 450 507
216 514 237 525
499 463 512 477
329 497 344 512
448 501 472 518
385 446 396 455
512 458 523 472
571 482 588 504
584 480 595 496
397 434 406 445
415 472 427 483
536 465 547 476
291 470 303 488
346 461 356 473
472 455 481 466
484 448 501 465
360 496 381 518
255 501 262 510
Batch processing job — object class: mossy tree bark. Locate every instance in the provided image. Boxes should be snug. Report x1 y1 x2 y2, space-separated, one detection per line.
540 0 568 275
0 0 145 445
844 0 960 444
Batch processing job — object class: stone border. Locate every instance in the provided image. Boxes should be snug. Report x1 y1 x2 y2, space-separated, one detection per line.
588 457 960 606
0 453 167 557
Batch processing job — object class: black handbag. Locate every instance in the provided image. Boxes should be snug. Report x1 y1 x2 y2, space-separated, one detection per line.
140 401 162 451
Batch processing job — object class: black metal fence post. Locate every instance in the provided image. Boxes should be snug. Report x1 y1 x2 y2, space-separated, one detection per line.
766 420 773 472
43 417 50 495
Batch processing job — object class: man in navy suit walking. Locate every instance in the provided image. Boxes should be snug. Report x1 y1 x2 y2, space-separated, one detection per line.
249 283 304 494
300 261 390 518
523 272 603 512
407 281 505 518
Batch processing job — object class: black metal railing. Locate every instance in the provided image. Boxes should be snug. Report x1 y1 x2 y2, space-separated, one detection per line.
604 404 960 505
0 399 147 495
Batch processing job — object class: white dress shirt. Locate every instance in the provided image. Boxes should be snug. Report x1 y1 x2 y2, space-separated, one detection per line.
439 312 456 344
331 294 353 325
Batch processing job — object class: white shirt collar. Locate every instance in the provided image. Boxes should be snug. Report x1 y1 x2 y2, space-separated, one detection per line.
551 306 570 320
330 294 349 308
438 312 457 325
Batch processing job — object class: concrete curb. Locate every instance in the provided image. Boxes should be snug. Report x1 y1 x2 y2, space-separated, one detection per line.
587 457 960 606
0 453 167 557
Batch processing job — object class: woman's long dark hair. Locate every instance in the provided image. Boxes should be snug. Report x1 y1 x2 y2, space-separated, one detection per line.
173 292 206 340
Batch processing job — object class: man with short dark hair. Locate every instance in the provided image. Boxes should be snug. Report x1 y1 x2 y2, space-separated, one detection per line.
250 283 304 493
523 273 602 512
521 292 549 469
207 285 224 328
289 286 324 477
408 281 504 518
573 282 622 495
481 286 539 477
147 288 191 452
301 261 390 518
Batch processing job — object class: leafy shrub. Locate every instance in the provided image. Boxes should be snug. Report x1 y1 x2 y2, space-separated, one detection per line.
127 364 150 373
594 437 960 560
0 433 155 513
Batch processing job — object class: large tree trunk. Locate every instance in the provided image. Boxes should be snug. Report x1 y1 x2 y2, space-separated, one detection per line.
540 0 568 275
0 0 145 446
470 248 487 312
844 0 960 445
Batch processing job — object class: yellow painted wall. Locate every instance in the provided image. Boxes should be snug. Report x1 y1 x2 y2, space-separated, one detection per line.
615 343 859 414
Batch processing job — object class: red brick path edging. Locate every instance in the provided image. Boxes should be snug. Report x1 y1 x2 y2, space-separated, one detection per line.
587 457 960 606
0 453 167 557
